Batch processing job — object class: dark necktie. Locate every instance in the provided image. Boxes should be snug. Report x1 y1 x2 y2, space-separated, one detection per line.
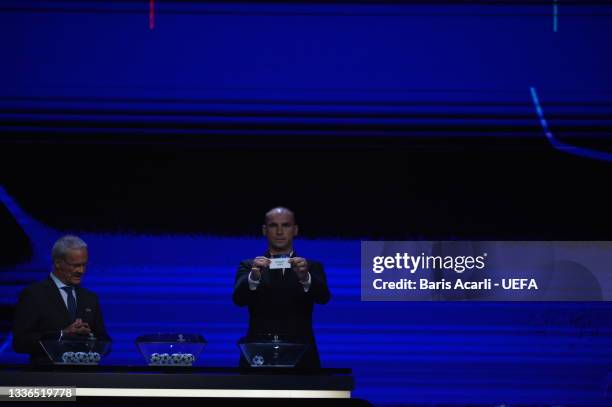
62 286 77 321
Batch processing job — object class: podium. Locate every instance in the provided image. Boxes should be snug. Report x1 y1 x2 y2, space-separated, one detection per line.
0 365 370 406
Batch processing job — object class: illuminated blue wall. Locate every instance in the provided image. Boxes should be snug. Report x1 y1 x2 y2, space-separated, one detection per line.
1 1 611 154
1 2 612 406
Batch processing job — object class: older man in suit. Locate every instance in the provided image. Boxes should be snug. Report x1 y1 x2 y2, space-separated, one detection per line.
13 235 110 364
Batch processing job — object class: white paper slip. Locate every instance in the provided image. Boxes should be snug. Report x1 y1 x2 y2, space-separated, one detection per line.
269 258 291 269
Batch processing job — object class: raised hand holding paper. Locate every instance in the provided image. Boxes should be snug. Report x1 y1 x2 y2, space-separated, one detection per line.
269 257 291 269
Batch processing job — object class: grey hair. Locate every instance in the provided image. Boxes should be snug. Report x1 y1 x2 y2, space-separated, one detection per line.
52 235 88 261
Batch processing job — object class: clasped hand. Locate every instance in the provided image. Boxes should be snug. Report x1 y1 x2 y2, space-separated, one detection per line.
63 318 91 336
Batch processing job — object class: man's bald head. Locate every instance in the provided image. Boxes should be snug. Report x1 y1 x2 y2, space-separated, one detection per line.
264 207 295 224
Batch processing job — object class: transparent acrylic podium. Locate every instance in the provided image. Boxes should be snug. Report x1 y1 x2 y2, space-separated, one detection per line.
238 334 310 367
135 333 206 366
39 335 111 365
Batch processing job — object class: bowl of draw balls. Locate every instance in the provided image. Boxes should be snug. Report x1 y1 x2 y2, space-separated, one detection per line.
136 333 206 366
39 334 111 365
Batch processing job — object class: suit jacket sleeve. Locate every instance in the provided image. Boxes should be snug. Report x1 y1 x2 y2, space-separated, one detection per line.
233 259 258 307
92 293 111 342
12 286 57 354
304 261 331 304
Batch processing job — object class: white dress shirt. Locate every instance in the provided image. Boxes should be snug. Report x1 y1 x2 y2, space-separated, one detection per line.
49 272 77 310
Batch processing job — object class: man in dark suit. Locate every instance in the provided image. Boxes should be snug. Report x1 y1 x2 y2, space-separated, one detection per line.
13 235 110 364
233 207 331 369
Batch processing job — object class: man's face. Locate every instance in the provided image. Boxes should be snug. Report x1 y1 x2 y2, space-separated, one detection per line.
263 211 298 253
53 248 88 286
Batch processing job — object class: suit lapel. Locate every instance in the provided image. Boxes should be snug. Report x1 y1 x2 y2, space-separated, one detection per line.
261 263 274 286
44 277 72 325
283 250 297 282
75 287 91 322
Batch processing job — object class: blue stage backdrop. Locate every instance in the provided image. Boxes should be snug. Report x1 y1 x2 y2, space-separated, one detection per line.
1 1 612 406
0 187 611 405
1 1 612 159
